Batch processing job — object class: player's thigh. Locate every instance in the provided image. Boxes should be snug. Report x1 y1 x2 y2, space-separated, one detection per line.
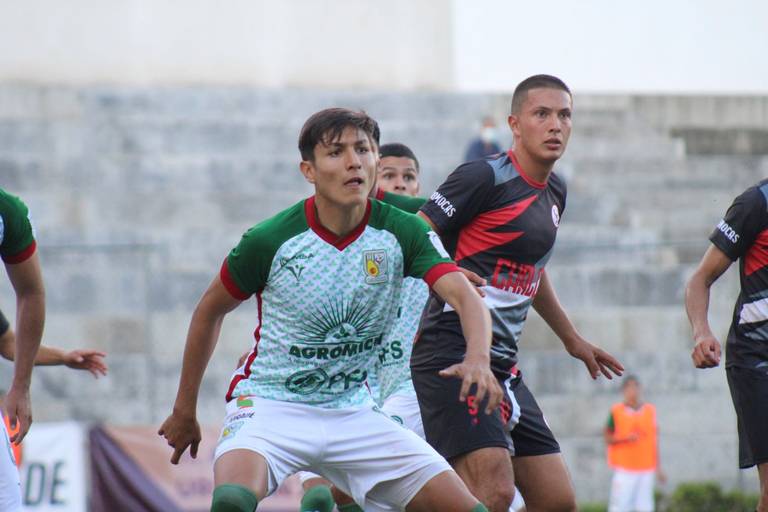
451 446 514 499
413 368 510 460
320 405 451 510
214 449 270 499
405 470 479 512
633 471 655 512
727 366 768 469
513 453 576 511
297 472 330 492
382 393 425 439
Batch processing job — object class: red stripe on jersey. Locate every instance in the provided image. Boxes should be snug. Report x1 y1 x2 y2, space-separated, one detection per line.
220 259 251 300
226 292 263 402
423 262 460 288
455 195 537 261
745 229 768 276
305 196 372 251
2 240 37 264
508 151 547 189
375 188 386 200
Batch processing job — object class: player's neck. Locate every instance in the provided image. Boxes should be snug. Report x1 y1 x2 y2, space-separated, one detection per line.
313 195 368 237
624 398 641 409
511 148 554 184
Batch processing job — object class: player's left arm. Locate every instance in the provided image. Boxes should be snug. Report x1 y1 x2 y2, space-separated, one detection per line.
432 271 502 413
532 270 624 379
0 329 107 378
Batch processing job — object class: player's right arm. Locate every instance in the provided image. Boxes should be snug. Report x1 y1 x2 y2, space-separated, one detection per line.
431 271 501 413
685 186 763 369
4 253 45 444
159 275 242 464
684 245 732 368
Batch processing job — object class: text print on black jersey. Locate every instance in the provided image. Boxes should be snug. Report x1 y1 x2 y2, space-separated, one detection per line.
717 219 740 244
430 191 456 217
491 259 542 298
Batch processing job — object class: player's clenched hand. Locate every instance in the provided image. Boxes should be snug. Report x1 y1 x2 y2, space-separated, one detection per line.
158 410 201 464
567 339 624 379
64 350 108 378
691 335 721 368
439 358 502 414
4 385 32 444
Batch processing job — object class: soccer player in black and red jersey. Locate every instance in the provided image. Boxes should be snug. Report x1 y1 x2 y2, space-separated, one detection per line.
412 75 624 512
686 180 768 512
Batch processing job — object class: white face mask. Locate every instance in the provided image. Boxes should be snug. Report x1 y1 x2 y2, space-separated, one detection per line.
480 127 497 143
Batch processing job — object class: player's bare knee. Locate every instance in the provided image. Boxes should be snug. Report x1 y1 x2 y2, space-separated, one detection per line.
486 483 514 512
330 485 355 506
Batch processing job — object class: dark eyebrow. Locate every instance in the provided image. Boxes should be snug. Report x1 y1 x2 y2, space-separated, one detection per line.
380 166 418 173
325 138 370 148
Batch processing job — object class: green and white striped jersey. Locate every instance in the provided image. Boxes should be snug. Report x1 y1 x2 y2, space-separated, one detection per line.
221 196 456 408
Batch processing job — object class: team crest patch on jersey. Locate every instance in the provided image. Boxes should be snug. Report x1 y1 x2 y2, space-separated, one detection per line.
363 250 388 284
551 205 560 227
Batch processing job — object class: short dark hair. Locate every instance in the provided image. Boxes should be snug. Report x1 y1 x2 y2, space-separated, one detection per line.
510 74 571 114
298 108 380 161
622 375 640 389
379 143 420 171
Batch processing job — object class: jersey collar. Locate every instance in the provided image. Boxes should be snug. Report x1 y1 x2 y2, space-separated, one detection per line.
508 150 548 189
304 196 371 251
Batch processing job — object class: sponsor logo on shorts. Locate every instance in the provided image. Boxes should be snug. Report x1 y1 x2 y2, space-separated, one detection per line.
390 414 404 426
220 420 245 441
429 191 456 218
716 219 740 243
227 412 255 423
363 249 388 284
236 396 254 408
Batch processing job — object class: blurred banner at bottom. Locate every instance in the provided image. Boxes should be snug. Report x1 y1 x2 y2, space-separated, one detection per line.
20 421 87 511
90 425 302 511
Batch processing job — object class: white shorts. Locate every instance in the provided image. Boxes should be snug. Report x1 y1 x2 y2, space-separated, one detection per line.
381 392 425 440
608 468 655 512
214 396 452 511
0 421 22 512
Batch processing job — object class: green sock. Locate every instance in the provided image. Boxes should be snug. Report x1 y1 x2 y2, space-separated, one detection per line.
210 484 258 512
299 485 335 512
338 504 364 512
470 504 489 512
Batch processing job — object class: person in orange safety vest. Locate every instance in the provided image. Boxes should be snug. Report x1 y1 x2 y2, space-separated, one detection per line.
604 375 666 512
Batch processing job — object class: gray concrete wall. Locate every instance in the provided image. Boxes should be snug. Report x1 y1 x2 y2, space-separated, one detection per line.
0 86 765 502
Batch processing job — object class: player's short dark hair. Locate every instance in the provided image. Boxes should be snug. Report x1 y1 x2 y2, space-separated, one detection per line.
379 143 420 171
298 108 381 161
622 374 640 389
510 74 571 114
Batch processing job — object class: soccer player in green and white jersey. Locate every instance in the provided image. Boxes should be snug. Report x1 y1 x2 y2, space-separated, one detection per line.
296 143 430 512
159 108 502 512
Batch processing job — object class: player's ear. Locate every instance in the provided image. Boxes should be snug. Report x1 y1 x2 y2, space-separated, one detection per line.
507 114 520 139
299 160 316 184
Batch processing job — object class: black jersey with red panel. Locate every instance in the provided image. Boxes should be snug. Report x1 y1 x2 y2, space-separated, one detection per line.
412 151 566 376
710 178 768 370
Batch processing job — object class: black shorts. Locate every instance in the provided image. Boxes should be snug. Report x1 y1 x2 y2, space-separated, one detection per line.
726 365 768 468
412 368 560 461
